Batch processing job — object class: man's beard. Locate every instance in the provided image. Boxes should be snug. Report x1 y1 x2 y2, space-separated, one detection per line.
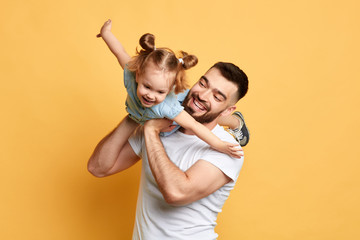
182 92 225 124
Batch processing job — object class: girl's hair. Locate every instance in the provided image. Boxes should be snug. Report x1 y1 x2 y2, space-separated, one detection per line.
127 33 198 94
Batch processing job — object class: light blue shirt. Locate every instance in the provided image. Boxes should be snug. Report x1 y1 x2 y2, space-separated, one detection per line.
124 67 185 125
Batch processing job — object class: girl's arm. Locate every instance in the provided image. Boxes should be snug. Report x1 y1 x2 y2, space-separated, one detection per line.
97 19 131 69
88 115 140 177
172 111 243 158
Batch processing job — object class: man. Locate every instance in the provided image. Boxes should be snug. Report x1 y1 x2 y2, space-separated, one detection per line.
88 62 249 239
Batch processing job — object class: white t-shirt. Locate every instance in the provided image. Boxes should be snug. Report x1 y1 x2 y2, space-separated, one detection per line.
129 125 244 240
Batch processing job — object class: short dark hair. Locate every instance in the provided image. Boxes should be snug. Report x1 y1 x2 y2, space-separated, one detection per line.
211 62 248 101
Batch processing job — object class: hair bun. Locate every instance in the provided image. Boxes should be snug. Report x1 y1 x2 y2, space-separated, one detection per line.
139 33 155 51
181 51 198 70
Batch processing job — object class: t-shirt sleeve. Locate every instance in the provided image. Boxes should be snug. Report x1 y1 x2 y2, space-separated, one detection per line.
202 151 244 182
201 127 244 182
123 66 135 89
128 126 144 157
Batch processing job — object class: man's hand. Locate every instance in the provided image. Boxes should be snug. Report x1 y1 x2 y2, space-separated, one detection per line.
96 19 112 38
144 118 176 134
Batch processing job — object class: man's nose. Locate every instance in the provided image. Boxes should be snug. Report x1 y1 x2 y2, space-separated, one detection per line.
198 89 211 101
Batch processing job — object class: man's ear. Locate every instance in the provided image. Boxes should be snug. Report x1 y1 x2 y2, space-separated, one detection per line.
220 105 236 117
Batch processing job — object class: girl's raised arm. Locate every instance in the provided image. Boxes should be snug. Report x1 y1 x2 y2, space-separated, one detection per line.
172 111 243 158
97 19 131 69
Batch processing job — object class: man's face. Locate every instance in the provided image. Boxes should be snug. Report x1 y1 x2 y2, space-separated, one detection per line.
183 67 238 124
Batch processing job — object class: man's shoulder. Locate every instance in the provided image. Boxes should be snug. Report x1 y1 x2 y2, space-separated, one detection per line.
213 125 238 144
197 125 243 182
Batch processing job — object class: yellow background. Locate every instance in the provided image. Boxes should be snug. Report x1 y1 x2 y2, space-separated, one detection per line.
1 0 359 239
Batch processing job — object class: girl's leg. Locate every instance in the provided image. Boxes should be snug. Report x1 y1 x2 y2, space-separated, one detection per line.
218 114 242 129
219 112 250 147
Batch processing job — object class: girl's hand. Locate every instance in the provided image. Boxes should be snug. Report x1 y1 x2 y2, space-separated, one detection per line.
96 19 112 38
216 142 243 159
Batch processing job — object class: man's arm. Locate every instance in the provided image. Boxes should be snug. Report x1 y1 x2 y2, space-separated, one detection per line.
143 119 233 206
88 115 140 177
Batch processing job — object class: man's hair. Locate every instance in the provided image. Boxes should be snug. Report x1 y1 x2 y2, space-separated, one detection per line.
211 62 248 101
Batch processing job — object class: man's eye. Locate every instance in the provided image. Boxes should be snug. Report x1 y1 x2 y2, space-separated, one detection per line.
214 95 222 101
199 81 205 87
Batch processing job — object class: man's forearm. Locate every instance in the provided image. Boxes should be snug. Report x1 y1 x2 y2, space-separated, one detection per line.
88 115 138 177
144 125 191 205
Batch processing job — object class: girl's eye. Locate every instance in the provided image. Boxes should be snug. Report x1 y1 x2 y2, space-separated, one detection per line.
145 85 150 89
158 91 165 94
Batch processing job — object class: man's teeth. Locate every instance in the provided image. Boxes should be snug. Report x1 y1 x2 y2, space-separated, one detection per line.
194 99 205 110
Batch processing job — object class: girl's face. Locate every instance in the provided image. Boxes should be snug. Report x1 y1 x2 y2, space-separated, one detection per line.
136 61 174 108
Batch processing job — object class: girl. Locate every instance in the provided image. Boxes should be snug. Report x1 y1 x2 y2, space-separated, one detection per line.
97 19 242 158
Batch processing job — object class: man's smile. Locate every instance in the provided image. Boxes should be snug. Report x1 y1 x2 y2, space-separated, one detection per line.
190 94 209 113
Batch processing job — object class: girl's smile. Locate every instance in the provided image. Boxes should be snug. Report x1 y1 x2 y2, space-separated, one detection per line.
136 61 174 108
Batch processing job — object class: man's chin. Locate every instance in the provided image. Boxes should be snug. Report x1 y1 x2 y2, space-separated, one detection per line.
183 95 219 123
186 109 219 124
